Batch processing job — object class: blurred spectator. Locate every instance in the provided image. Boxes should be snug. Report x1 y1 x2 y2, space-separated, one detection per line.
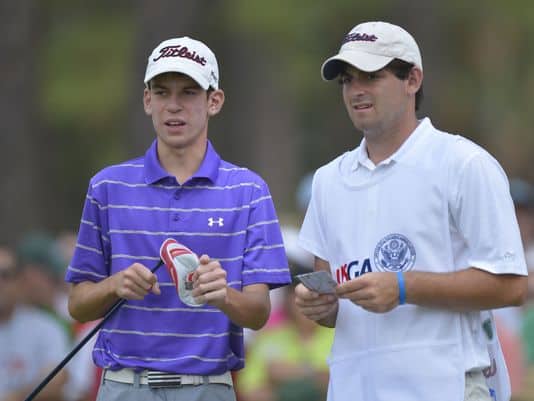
62 318 100 401
243 225 315 348
508 179 534 297
494 178 534 399
16 231 99 401
238 279 333 401
237 225 333 401
17 231 71 328
52 230 79 333
494 178 534 321
508 178 534 400
0 245 70 401
271 226 315 325
55 230 102 401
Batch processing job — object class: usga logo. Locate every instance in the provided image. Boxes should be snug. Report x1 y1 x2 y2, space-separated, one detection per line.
374 233 416 272
335 258 373 284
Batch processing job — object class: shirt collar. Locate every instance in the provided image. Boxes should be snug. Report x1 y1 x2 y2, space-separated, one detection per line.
352 138 373 171
193 140 221 183
350 117 431 172
144 139 221 184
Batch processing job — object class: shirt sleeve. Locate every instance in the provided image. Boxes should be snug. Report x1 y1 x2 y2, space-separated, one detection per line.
242 177 291 288
299 169 330 262
65 180 110 283
449 150 527 275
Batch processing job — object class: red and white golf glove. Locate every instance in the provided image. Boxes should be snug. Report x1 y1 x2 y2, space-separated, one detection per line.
160 238 204 307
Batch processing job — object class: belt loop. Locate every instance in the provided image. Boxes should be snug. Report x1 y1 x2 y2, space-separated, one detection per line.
133 371 140 388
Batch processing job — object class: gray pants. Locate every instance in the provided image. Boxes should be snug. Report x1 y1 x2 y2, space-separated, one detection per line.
96 377 236 401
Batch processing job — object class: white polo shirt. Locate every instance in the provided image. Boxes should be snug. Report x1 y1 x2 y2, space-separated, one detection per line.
299 118 527 401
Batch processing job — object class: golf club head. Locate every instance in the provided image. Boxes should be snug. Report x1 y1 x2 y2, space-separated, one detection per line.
159 238 203 307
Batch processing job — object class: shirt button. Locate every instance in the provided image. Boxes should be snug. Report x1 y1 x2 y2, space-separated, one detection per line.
173 214 180 221
174 192 181 200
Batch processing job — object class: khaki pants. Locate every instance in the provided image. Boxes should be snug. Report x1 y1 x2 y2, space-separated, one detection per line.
465 371 493 401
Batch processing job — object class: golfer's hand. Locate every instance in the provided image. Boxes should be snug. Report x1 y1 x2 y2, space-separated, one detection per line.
294 283 338 322
192 255 227 307
336 272 398 313
114 262 160 300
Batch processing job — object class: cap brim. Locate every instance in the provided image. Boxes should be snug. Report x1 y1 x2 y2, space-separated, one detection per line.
321 51 394 80
144 61 212 90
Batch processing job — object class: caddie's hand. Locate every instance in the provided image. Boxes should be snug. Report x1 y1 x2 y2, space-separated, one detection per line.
336 272 398 313
192 254 228 307
114 262 161 300
294 283 338 322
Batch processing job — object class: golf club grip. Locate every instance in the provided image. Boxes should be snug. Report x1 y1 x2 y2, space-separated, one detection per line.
24 259 164 401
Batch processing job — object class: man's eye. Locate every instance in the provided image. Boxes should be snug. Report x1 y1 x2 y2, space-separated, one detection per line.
366 73 378 80
155 90 166 95
339 76 352 85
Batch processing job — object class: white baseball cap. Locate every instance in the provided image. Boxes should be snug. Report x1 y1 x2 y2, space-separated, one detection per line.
321 21 423 80
144 37 219 90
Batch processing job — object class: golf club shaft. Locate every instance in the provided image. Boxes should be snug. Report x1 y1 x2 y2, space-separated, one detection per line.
24 259 164 401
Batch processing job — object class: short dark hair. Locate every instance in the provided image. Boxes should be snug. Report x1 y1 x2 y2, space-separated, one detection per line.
146 79 214 98
384 59 424 111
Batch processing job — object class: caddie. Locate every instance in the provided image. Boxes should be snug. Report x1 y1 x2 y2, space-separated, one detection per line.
294 21 528 401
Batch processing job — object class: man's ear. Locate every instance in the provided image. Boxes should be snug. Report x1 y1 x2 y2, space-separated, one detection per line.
407 67 423 95
143 87 152 115
207 89 225 117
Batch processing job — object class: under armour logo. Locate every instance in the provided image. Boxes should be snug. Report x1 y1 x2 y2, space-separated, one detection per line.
208 217 224 227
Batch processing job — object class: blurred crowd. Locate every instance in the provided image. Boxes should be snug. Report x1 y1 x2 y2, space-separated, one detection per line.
236 225 333 401
0 230 101 401
494 178 534 401
5 175 534 401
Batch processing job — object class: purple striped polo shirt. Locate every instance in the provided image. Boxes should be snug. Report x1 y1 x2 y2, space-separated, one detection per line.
65 139 291 374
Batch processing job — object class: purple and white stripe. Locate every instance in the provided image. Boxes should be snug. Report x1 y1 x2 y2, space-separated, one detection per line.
65 140 290 374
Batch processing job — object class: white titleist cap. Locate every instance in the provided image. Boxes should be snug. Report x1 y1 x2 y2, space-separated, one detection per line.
321 21 422 80
144 36 219 90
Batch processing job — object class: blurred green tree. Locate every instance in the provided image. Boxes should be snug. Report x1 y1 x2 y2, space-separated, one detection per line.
3 0 534 242
0 0 47 244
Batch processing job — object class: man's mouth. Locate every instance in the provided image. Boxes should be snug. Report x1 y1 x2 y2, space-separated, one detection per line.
165 120 186 127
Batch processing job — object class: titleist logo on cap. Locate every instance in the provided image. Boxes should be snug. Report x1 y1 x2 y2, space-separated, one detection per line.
153 45 207 66
342 33 378 45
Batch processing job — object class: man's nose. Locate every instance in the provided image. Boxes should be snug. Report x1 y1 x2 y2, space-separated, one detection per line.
349 76 369 91
346 80 367 98
166 95 183 112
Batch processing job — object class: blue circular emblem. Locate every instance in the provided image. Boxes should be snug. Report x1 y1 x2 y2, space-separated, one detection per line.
374 234 416 272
